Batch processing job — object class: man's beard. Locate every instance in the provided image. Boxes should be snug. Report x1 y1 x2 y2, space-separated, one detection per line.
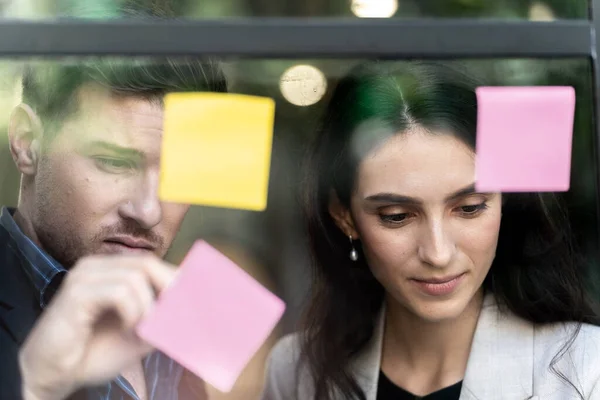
36 218 166 269
36 223 85 269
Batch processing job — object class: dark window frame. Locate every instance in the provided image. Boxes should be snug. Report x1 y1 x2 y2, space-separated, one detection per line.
1 4 599 236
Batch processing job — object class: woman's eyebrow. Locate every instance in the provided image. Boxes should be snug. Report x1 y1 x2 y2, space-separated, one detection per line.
364 183 486 206
363 193 422 206
444 183 487 203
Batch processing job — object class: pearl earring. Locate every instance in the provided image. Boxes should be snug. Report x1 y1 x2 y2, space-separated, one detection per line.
349 234 358 261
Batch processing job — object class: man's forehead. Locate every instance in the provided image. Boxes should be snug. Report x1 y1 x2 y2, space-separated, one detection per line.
74 83 164 119
63 83 165 146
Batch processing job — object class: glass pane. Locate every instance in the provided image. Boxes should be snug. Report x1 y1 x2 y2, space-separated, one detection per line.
1 0 589 20
0 56 596 399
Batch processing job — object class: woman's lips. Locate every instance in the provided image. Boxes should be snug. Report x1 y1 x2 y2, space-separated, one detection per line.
410 273 466 296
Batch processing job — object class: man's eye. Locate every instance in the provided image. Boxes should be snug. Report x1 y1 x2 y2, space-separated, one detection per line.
94 157 133 170
380 213 409 223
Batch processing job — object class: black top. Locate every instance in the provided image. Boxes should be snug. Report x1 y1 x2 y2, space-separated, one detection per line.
377 370 462 400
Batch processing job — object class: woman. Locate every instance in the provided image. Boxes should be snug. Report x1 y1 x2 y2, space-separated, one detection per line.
262 62 600 400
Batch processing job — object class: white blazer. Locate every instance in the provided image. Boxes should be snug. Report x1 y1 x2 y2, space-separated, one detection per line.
261 295 600 399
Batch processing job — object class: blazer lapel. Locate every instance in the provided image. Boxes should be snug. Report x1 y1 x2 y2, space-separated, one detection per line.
346 295 536 400
461 294 534 400
0 240 42 345
349 309 385 400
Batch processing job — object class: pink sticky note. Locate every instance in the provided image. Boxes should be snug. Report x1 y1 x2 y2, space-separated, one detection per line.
136 240 285 392
475 86 575 192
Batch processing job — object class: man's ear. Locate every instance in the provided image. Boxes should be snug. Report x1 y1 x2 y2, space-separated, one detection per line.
8 104 43 176
328 189 360 239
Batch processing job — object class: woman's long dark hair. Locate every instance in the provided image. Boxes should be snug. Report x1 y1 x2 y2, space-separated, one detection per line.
300 61 600 400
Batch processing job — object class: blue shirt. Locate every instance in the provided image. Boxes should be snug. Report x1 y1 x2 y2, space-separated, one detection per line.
0 207 187 400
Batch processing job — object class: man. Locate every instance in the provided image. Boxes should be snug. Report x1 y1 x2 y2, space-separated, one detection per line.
0 56 227 400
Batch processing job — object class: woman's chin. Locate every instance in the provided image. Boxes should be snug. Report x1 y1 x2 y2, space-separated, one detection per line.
393 289 480 324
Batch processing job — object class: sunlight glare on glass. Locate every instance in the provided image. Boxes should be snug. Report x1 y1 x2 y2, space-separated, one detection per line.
351 0 398 18
279 65 327 107
528 1 555 21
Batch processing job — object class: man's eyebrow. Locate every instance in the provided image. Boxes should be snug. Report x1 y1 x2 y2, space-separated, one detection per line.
84 141 143 158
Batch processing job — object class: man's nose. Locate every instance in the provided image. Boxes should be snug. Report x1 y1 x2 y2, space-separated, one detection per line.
118 172 162 229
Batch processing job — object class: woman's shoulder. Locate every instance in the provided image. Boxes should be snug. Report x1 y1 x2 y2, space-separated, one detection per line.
537 321 600 370
535 320 600 351
261 333 308 400
268 332 303 368
533 321 600 396
575 321 600 342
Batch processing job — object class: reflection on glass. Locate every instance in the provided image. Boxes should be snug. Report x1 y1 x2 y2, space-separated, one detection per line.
279 64 327 107
529 1 556 21
0 0 589 20
0 57 597 400
351 0 398 18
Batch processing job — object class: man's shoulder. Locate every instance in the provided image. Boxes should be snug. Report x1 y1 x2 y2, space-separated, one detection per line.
0 226 34 302
0 311 25 399
0 221 13 257
0 222 23 273
0 223 27 396
0 221 42 345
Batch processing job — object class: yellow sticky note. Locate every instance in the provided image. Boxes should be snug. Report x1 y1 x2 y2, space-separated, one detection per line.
159 93 275 211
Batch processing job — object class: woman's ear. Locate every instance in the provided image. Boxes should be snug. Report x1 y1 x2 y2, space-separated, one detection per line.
8 103 43 176
328 189 360 239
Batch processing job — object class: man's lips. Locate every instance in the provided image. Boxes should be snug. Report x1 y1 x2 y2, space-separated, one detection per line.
104 236 155 250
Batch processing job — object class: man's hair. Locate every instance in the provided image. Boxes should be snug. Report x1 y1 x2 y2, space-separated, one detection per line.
22 57 228 137
19 0 227 138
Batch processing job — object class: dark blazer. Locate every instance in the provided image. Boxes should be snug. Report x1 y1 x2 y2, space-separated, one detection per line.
0 222 76 399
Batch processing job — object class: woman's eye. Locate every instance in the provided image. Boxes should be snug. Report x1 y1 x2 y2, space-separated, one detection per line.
380 213 409 223
459 203 488 215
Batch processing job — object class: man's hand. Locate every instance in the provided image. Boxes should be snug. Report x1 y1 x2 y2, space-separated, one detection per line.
18 254 178 400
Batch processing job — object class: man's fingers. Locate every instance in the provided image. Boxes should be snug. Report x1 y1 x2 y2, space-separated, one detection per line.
55 254 178 330
139 256 179 294
81 281 147 330
19 253 175 400
87 269 156 321
73 254 178 295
